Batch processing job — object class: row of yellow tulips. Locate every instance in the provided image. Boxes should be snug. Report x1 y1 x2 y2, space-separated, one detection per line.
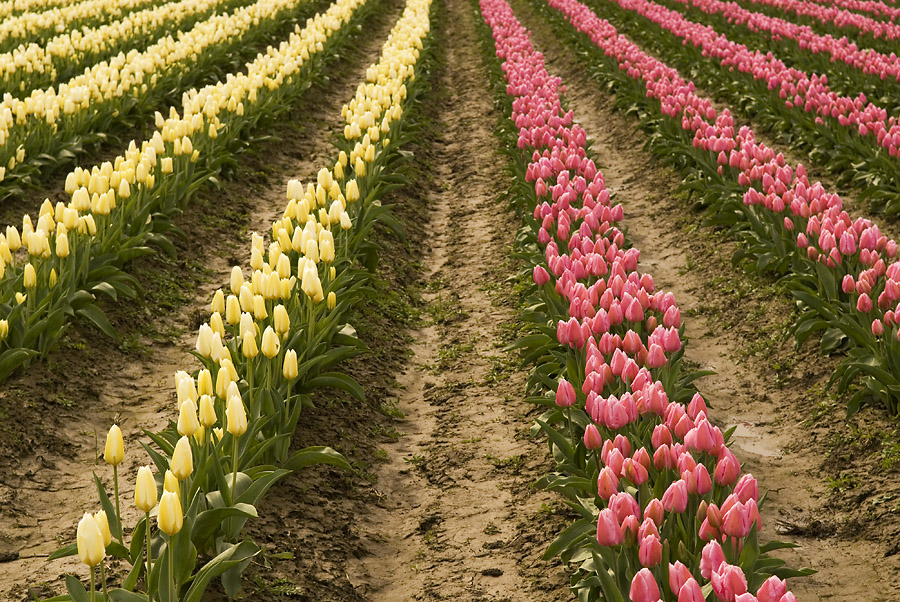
0 0 322 198
0 0 161 51
0 0 357 375
57 0 435 598
0 0 253 97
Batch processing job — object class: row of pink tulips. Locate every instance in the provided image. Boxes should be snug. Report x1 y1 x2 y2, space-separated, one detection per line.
544 0 900 406
479 0 805 598
668 0 900 83
605 0 900 159
738 0 900 39
806 0 900 22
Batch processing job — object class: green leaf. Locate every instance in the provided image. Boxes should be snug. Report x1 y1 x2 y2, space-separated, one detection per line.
65 576 89 602
76 305 120 340
180 541 260 602
284 446 353 472
48 542 77 561
302 372 365 401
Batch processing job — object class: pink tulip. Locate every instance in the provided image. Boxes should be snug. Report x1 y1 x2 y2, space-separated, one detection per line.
678 578 705 602
662 479 688 513
556 378 576 408
584 424 603 450
757 576 787 602
644 498 664 525
639 534 662 567
596 508 622 546
734 473 759 503
597 466 619 500
533 265 550 286
630 568 661 602
712 564 748 602
668 561 692 594
700 541 726 579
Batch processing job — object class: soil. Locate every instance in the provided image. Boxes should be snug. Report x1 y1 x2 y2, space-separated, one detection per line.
1 0 899 598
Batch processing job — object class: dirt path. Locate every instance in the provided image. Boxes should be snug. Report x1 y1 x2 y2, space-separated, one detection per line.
507 0 900 599
0 0 406 596
342 0 572 599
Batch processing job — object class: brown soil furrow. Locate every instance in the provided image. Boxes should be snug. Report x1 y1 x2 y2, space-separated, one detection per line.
508 0 900 599
345 0 571 599
0 0 406 597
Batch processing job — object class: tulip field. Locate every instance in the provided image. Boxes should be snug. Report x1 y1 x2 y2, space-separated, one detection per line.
1 0 900 598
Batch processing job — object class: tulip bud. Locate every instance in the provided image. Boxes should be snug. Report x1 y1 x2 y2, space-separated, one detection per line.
171 436 193 480
157 490 183 536
261 326 280 358
226 395 248 436
56 231 69 258
225 295 241 325
273 304 290 334
164 470 180 496
230 266 244 295
327 291 336 310
23 263 35 288
76 513 105 567
199 394 217 427
283 349 298 380
93 510 111 547
211 289 225 314
241 329 259 359
213 427 224 443
134 466 157 513
0 320 8 341
104 424 124 466
177 398 200 437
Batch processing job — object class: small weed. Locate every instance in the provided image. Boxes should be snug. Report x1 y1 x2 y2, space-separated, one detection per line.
826 471 859 492
380 400 405 419
374 448 390 462
483 522 500 535
881 439 900 471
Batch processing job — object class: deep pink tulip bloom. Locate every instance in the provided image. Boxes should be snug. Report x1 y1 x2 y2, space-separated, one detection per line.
556 378 576 408
712 564 748 602
630 568 661 602
596 508 622 546
678 579 705 602
639 534 662 567
700 541 726 579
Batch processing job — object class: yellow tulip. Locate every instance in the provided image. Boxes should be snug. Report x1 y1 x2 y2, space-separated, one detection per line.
56 231 69 258
134 466 157 513
211 289 225 314
93 510 112 548
327 291 337 310
177 398 200 437
0 320 8 340
226 395 247 436
23 263 35 288
225 295 241 325
76 513 105 567
104 424 124 466
157 490 183 536
199 394 217 428
170 436 193 480
283 349 298 380
261 326 280 359
241 329 259 359
209 311 225 338
273 304 290 334
164 470 180 496
198 369 213 397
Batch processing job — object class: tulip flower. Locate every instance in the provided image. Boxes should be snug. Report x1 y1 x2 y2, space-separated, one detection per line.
158 489 183 602
157 490 183 536
630 568 661 602
177 398 200 437
77 513 105 567
596 508 622 546
135 465 156 587
261 326 280 359
171 436 193 481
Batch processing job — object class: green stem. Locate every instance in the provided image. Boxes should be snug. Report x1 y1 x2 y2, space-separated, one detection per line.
248 365 255 420
169 535 175 602
231 434 239 503
145 512 153 598
100 561 108 600
89 566 94 602
113 464 123 546
566 407 576 449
